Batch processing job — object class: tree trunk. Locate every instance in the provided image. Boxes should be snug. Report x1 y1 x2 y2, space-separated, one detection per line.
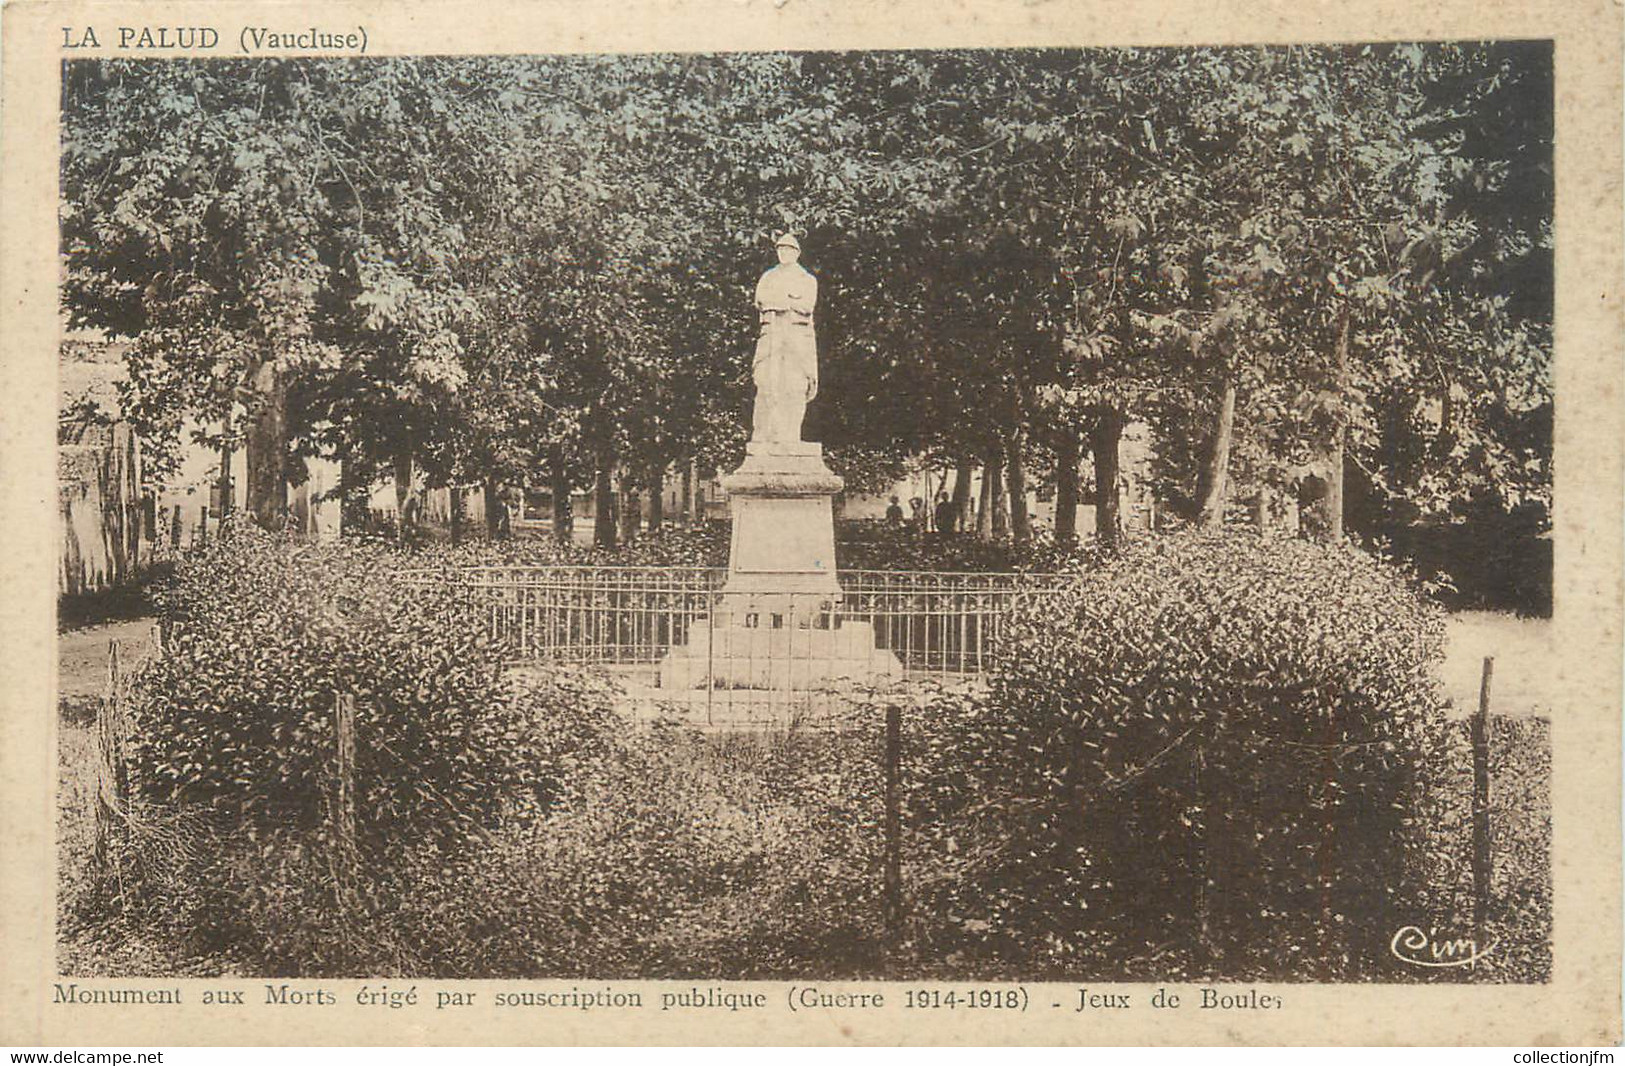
1322 310 1351 542
1196 378 1238 529
648 463 665 532
619 474 641 545
245 361 287 530
337 451 366 537
989 451 1008 540
1327 444 1346 542
593 457 617 549
218 439 234 520
975 462 993 540
1437 379 1456 461
551 456 573 544
484 478 502 539
1091 409 1123 549
680 461 694 525
951 463 974 533
1054 426 1081 547
217 410 234 522
1006 430 1031 545
1253 484 1274 535
392 449 413 545
449 485 465 546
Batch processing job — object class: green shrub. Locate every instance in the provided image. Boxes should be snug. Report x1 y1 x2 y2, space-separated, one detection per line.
119 534 895 978
599 522 731 568
408 517 1077 574
105 523 1528 983
900 531 1449 978
131 525 560 838
421 521 731 570
118 524 625 970
835 520 1079 573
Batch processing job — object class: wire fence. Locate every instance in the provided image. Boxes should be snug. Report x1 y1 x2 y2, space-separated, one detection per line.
82 614 1536 977
399 565 1076 725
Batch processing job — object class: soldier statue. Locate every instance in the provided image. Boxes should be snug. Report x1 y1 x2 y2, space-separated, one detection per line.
750 233 819 444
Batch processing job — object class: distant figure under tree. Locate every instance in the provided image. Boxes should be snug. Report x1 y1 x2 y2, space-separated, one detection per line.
933 491 956 537
400 491 424 546
885 495 904 527
490 488 511 540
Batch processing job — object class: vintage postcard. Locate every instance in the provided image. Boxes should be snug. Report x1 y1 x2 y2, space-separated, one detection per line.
1 0 1620 1047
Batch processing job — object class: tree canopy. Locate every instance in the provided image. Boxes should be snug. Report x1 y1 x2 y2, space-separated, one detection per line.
60 44 1552 554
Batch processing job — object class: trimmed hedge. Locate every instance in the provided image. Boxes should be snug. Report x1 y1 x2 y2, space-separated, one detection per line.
383 517 1080 575
111 526 898 976
117 524 620 969
91 526 1547 982
131 525 575 839
900 531 1450 978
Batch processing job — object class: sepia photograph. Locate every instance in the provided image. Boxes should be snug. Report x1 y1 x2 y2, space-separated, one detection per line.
2 0 1619 1047
52 41 1556 985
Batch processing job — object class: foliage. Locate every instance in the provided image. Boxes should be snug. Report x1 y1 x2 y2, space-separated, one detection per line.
128 523 589 844
86 675 1549 982
834 520 1078 573
58 562 175 633
897 531 1450 978
111 525 630 968
410 517 1088 573
60 47 1551 554
407 520 733 570
114 621 897 976
1382 502 1553 617
81 531 1550 982
583 523 732 569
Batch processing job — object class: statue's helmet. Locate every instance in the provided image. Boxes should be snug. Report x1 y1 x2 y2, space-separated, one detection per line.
775 232 801 251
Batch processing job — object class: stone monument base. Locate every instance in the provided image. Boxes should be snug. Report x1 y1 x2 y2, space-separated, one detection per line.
717 441 843 601
657 439 902 689
659 613 903 691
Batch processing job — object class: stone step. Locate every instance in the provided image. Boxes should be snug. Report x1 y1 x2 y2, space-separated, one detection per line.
659 618 903 690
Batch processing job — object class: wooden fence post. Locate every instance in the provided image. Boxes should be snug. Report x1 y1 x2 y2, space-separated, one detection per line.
330 693 359 910
169 504 182 553
93 641 129 886
1193 747 1213 970
883 702 903 943
1472 656 1494 951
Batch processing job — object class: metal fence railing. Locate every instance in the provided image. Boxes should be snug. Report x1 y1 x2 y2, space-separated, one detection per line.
399 565 1075 724
425 565 721 667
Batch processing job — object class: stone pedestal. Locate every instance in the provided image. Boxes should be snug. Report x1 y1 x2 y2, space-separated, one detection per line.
659 441 902 690
721 441 842 601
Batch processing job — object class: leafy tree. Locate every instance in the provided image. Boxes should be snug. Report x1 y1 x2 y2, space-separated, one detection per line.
61 46 1550 565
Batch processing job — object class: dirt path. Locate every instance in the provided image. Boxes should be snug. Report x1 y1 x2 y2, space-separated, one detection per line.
1441 611 1553 719
58 618 161 702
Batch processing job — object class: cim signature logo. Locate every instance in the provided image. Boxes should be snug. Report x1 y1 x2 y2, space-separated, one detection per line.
1390 925 1496 968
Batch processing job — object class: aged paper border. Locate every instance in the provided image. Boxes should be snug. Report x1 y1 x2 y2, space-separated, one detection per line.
2 0 1620 1046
